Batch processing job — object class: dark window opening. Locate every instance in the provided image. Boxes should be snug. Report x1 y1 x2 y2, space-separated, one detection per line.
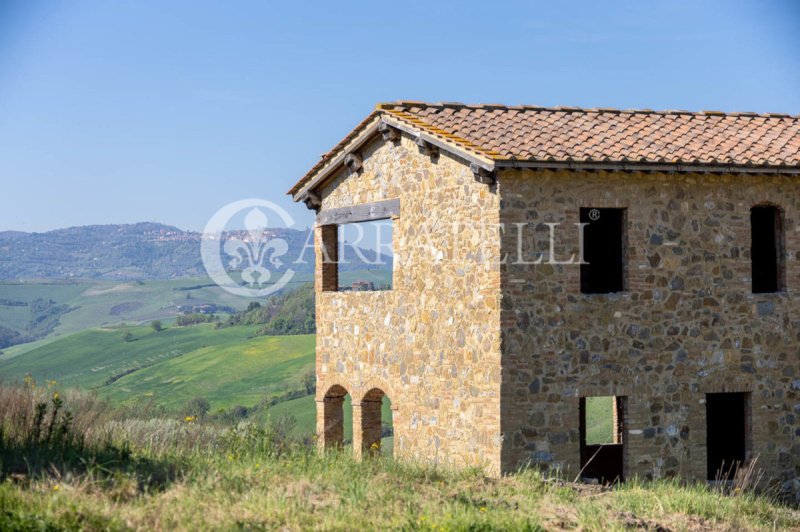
580 208 626 294
579 396 625 484
751 205 784 293
706 392 749 481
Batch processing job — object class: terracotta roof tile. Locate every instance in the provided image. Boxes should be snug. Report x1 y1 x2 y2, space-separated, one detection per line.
289 102 800 196
377 102 800 167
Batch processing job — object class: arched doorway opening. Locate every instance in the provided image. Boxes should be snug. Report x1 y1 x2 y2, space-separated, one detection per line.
320 384 352 449
357 388 393 457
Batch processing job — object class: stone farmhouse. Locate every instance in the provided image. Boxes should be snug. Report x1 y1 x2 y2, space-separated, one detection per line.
288 101 800 483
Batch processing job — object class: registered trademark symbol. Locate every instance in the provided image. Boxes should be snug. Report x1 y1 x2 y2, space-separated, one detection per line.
589 209 600 221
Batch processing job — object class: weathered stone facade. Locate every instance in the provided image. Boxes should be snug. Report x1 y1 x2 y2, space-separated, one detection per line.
297 105 799 485
499 169 799 483
313 133 504 472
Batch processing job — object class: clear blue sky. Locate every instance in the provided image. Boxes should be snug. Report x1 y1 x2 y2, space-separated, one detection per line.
1 0 798 233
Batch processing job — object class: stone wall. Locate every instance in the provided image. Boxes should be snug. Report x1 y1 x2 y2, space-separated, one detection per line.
313 133 504 472
498 168 800 484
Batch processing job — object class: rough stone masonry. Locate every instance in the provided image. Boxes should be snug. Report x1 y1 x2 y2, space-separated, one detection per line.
288 102 800 488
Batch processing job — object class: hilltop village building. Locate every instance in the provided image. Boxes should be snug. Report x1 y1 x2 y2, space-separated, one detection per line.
288 102 800 484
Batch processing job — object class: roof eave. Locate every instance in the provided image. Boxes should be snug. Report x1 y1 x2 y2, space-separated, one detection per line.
495 160 800 174
289 116 383 202
289 113 497 203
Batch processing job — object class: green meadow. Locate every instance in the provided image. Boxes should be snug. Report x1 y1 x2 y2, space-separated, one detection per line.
585 396 615 444
0 321 397 438
0 277 252 358
0 324 316 419
1 383 796 531
0 271 390 357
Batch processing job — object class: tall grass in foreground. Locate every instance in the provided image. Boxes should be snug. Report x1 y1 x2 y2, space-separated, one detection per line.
1 382 798 531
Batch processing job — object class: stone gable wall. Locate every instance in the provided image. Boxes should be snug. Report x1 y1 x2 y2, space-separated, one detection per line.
498 168 800 483
314 133 504 472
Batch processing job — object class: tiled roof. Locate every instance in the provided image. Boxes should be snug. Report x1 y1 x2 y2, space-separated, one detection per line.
289 102 800 197
383 102 800 166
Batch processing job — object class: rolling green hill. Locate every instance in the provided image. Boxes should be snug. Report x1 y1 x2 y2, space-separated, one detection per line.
102 332 315 410
0 321 399 438
0 324 315 416
0 323 401 438
0 268 390 355
0 278 251 355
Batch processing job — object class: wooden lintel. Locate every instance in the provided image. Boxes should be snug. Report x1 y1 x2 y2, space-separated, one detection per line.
317 198 400 226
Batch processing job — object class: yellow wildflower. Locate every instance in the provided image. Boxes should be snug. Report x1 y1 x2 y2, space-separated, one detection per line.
184 416 195 422
53 485 60 491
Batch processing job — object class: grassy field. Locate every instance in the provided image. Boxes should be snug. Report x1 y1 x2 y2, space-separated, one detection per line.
0 383 796 531
0 277 252 358
0 324 316 414
0 270 389 357
0 322 393 439
585 396 614 444
3 321 599 443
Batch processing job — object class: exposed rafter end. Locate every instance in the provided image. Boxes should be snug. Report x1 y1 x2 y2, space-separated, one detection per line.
470 163 496 185
415 135 439 159
301 190 321 212
344 152 362 174
377 121 400 142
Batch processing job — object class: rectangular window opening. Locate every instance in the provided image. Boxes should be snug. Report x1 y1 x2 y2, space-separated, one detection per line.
321 219 393 292
579 396 625 484
751 205 784 293
580 208 626 294
706 392 750 481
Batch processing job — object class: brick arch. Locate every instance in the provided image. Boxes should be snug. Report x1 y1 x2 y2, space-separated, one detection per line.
362 387 386 403
324 383 349 400
319 383 350 449
353 375 397 403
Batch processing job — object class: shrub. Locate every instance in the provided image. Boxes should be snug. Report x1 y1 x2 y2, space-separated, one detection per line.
185 397 210 419
230 405 249 419
151 320 163 332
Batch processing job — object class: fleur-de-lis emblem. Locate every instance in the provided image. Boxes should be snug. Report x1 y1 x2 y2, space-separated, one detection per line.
201 198 297 298
223 208 289 288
